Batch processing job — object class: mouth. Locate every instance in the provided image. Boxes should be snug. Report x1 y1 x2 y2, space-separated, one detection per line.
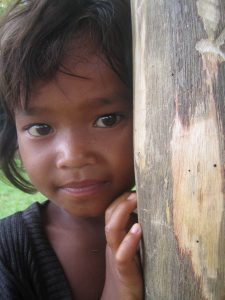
58 180 108 197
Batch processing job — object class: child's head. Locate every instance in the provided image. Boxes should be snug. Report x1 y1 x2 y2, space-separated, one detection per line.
0 0 133 216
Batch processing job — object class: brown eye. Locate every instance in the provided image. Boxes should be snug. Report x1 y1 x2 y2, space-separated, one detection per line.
27 124 53 137
94 114 122 128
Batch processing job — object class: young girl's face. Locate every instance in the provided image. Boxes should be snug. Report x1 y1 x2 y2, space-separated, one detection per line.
14 45 134 218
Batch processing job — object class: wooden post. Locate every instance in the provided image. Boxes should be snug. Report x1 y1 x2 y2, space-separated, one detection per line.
131 1 225 299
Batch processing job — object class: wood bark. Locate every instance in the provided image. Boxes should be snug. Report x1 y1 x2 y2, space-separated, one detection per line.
131 1 225 299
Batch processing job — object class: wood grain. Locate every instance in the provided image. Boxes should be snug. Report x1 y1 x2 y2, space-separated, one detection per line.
131 1 225 299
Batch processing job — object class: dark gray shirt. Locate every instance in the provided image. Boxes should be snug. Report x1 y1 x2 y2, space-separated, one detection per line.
0 201 72 299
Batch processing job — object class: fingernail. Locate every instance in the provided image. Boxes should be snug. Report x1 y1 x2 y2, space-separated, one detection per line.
130 223 141 234
127 193 136 200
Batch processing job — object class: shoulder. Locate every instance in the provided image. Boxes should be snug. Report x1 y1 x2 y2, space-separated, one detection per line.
0 201 47 259
0 201 46 237
0 209 26 252
0 201 49 298
0 201 72 299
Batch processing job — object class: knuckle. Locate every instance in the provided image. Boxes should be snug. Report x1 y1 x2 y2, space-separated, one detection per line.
104 224 111 235
105 225 118 238
105 207 112 221
115 253 128 271
105 225 116 242
117 200 130 212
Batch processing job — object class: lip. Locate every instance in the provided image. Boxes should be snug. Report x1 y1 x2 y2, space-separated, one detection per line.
58 180 108 196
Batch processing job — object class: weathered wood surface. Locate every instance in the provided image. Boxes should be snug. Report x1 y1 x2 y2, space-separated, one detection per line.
131 1 225 299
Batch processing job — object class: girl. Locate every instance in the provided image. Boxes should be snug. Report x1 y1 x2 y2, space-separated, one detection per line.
0 0 143 299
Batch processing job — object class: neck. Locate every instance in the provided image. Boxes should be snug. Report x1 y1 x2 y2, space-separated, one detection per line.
43 201 105 233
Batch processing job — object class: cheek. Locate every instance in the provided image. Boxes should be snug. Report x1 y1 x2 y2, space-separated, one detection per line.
17 139 50 178
109 131 134 174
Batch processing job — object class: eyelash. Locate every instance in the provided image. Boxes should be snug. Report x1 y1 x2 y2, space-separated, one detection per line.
94 113 124 128
23 113 124 137
24 123 53 137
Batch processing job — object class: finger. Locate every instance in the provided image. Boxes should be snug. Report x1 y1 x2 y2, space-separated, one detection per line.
105 192 137 224
115 223 143 292
106 195 137 230
116 223 142 272
105 192 131 223
105 196 138 252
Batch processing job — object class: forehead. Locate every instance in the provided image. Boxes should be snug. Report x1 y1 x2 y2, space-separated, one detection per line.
14 35 131 113
25 46 131 111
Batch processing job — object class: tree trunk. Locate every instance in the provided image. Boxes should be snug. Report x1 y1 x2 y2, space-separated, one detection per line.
131 1 225 299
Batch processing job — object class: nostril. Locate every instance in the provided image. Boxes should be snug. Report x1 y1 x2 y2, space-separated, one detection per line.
56 148 97 169
55 133 97 169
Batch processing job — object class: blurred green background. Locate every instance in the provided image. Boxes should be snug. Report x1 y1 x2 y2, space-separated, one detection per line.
0 179 45 219
0 0 15 15
0 0 45 219
0 0 14 5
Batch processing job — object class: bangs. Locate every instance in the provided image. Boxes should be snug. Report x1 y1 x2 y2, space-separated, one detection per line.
0 0 132 112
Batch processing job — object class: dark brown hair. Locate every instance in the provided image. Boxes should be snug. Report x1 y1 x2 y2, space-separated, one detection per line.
0 0 132 193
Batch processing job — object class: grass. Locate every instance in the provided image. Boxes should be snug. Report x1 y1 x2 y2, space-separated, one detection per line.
0 179 45 219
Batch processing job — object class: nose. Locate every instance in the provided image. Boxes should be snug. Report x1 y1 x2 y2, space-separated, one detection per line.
55 130 97 169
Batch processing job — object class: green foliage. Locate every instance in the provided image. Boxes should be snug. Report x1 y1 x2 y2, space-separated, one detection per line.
0 0 16 16
0 180 45 219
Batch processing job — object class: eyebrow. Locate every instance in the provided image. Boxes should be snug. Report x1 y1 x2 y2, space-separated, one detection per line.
20 93 131 116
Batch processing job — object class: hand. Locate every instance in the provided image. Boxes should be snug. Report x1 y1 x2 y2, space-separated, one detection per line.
101 192 143 300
